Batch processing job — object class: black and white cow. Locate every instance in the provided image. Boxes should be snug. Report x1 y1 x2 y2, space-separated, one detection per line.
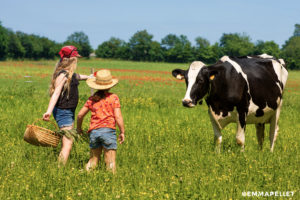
172 54 288 152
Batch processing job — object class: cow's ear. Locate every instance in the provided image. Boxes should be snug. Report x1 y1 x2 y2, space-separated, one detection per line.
202 67 218 81
172 69 186 80
208 70 218 81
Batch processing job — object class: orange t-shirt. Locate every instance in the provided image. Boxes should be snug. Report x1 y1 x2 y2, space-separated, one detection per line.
84 93 121 132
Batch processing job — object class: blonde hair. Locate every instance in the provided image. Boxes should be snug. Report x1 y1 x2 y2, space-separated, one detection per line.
49 57 78 97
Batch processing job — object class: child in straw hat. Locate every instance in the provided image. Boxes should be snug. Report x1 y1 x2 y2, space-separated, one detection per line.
43 45 90 165
77 69 125 173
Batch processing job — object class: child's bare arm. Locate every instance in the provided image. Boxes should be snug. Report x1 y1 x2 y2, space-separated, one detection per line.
77 106 89 133
114 107 125 144
76 74 93 80
43 74 67 121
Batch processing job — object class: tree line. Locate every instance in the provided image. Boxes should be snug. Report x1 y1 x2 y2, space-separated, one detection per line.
1 21 300 69
0 21 93 60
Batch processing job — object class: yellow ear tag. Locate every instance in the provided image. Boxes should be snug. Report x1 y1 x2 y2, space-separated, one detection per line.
176 75 184 80
210 75 215 80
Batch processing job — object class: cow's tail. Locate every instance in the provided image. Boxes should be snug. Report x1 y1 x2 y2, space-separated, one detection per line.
278 58 285 66
278 58 288 88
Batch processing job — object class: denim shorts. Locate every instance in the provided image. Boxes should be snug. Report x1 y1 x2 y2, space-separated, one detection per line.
52 107 75 128
89 128 117 150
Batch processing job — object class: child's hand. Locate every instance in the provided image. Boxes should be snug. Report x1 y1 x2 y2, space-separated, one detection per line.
43 113 51 121
118 133 125 144
77 128 83 134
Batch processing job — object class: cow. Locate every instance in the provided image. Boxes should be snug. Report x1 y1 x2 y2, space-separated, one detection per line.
172 54 288 152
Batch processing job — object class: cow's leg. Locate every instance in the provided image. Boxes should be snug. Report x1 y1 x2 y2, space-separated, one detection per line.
255 123 265 150
209 112 222 153
236 112 246 151
236 123 246 152
269 102 282 152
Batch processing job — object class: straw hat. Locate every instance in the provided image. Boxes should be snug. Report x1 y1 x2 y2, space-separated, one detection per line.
86 69 118 90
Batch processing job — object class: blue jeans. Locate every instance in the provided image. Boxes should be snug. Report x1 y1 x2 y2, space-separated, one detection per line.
89 128 117 150
52 107 75 128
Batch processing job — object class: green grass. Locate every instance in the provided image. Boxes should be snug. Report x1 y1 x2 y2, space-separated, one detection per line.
0 59 299 199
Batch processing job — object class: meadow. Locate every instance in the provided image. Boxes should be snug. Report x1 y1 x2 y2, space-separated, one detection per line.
0 59 299 199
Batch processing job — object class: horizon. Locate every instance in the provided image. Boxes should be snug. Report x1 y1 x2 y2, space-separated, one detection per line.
1 0 299 49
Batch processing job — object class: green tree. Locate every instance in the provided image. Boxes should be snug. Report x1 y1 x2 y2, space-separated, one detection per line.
40 37 61 59
30 35 43 59
96 37 125 59
7 30 25 59
211 42 224 62
161 34 194 63
0 21 9 60
65 31 92 57
128 30 153 61
293 24 300 37
16 32 60 59
254 40 280 58
194 37 218 64
149 41 164 62
117 43 131 60
195 37 210 48
219 33 254 57
17 32 44 59
161 34 180 50
95 41 112 58
281 36 300 69
177 35 195 62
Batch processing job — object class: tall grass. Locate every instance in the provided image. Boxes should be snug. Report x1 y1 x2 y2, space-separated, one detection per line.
0 59 299 199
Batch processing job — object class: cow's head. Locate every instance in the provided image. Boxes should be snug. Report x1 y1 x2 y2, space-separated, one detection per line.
172 61 213 108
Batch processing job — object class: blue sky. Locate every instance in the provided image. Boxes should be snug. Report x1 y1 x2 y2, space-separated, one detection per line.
1 0 299 49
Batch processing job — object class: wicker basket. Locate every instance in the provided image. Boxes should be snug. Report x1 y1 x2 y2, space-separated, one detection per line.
24 119 61 148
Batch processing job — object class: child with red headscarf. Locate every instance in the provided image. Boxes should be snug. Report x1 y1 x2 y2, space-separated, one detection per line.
43 46 90 165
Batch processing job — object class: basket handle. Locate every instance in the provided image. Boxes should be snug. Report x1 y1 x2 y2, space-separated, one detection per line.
32 118 59 131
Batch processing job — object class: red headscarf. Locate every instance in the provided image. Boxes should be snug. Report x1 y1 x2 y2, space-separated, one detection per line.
59 46 81 59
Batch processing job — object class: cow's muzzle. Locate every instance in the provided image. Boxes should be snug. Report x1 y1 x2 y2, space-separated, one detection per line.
182 99 195 108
